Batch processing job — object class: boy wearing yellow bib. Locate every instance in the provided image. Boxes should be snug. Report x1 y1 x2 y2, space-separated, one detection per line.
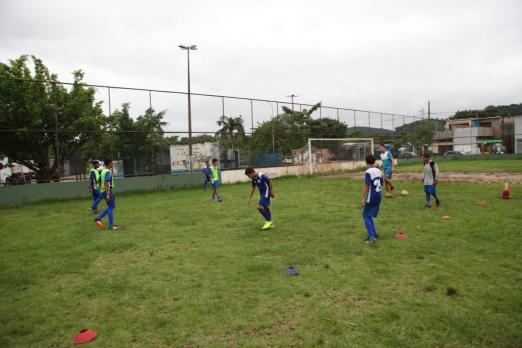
94 159 119 230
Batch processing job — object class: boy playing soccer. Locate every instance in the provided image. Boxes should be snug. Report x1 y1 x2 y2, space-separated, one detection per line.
94 159 119 230
421 153 440 208
245 167 275 230
379 144 395 197
202 160 212 190
360 154 384 243
89 160 103 213
210 158 222 202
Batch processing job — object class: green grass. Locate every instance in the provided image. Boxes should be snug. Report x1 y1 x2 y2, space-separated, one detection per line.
396 158 522 173
1 177 521 347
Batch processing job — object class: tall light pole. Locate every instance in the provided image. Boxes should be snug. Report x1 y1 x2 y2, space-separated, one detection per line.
287 94 298 111
179 44 197 171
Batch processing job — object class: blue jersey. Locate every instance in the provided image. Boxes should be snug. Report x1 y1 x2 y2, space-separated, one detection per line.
380 150 393 170
364 167 383 205
252 172 271 198
202 166 211 178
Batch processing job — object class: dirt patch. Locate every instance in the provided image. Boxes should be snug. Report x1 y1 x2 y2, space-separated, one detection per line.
322 171 522 184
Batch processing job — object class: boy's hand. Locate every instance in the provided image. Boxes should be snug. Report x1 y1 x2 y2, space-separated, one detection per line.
434 179 438 185
270 192 275 198
360 201 365 209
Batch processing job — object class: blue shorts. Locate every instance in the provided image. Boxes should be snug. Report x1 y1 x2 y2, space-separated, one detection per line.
424 185 437 194
212 180 220 189
258 196 271 206
384 167 392 179
363 203 380 218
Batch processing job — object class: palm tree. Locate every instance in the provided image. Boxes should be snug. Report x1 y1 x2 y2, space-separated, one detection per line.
216 115 246 166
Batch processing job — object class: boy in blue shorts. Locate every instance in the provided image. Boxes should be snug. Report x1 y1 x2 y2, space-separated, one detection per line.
202 160 212 190
94 159 119 230
421 153 441 208
360 154 384 243
210 158 222 202
245 167 275 230
88 160 103 214
379 144 395 197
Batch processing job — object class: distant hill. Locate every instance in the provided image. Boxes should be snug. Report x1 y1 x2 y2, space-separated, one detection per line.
450 103 522 119
347 126 394 136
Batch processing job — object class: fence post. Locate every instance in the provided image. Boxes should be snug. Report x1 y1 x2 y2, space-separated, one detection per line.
308 138 313 176
336 108 340 122
108 87 113 163
368 111 371 135
353 110 356 128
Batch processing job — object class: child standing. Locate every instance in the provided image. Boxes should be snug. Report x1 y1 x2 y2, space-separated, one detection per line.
360 154 384 244
421 153 440 208
245 167 275 230
379 144 395 197
89 160 103 214
210 158 222 202
202 160 212 190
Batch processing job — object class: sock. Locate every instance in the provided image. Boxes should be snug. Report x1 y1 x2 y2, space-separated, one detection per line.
264 206 271 221
257 206 269 220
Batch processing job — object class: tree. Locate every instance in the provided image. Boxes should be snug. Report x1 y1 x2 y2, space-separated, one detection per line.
396 119 442 154
216 115 246 164
0 55 105 182
252 102 348 155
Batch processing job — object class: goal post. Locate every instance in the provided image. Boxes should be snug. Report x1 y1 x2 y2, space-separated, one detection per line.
305 138 374 175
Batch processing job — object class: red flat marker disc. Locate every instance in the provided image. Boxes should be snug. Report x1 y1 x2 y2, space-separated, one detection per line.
395 232 408 239
73 329 97 345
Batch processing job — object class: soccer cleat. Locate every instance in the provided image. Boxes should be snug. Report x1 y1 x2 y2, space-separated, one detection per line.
425 204 431 208
385 193 393 198
262 221 274 230
436 199 441 207
108 225 120 231
95 220 105 229
364 238 376 244
374 233 380 239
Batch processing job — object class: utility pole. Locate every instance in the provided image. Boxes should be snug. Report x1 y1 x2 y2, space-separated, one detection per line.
179 44 197 171
428 100 431 120
287 94 298 111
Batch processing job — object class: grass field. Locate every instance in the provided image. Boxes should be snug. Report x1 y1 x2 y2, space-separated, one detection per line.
396 158 522 173
1 176 522 347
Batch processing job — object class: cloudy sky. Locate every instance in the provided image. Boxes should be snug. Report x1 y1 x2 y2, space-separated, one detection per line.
1 0 521 133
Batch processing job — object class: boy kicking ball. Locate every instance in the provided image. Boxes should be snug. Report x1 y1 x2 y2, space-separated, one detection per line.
245 167 275 230
360 154 384 244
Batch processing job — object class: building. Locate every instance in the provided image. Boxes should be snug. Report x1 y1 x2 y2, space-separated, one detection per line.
514 116 522 154
432 115 518 154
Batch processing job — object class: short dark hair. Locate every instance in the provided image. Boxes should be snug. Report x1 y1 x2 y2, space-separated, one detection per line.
104 159 113 166
244 167 255 175
379 144 386 147
212 158 218 164
422 153 430 159
365 154 376 165
92 160 99 165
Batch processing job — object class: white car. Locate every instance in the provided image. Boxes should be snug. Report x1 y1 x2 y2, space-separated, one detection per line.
282 157 293 164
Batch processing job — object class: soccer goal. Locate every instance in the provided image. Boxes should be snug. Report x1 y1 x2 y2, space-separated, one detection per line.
291 138 374 175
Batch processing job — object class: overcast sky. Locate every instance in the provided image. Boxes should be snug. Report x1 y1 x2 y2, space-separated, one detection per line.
1 0 521 133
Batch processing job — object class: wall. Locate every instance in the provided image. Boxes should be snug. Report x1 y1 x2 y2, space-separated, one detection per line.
221 161 366 184
0 172 202 208
1 161 367 207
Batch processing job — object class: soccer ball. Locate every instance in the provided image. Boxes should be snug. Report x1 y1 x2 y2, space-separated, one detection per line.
400 190 409 196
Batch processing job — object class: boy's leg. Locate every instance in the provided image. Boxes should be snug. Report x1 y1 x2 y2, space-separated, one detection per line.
363 214 376 240
425 187 431 207
431 186 440 206
92 189 103 211
257 204 270 220
107 193 116 228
